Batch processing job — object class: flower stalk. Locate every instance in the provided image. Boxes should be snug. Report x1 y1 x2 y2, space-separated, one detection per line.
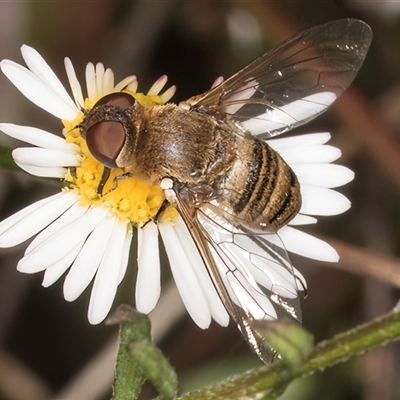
107 305 177 400
178 305 400 399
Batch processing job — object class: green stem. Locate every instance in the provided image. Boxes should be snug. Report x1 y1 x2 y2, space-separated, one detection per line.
110 307 151 400
179 306 400 400
109 305 178 400
303 305 400 374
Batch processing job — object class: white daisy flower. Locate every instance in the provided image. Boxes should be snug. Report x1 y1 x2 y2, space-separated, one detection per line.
0 46 176 325
0 45 353 331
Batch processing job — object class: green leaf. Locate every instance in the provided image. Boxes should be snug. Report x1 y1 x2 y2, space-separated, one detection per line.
130 340 178 400
255 321 314 375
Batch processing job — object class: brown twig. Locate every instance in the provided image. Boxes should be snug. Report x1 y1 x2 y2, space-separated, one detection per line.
324 238 400 288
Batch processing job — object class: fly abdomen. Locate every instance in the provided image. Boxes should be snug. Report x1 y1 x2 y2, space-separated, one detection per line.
222 137 301 231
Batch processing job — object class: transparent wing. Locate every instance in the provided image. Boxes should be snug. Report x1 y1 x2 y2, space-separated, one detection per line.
183 19 372 138
163 180 306 364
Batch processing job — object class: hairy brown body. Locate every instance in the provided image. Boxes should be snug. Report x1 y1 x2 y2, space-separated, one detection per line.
121 102 301 231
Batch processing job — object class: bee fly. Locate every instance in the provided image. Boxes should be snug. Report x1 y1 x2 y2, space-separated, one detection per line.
79 19 372 363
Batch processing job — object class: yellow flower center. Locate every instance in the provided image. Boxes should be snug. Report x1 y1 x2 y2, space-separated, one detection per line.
62 90 177 227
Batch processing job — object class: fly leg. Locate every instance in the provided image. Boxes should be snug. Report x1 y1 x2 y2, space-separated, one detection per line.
97 167 132 196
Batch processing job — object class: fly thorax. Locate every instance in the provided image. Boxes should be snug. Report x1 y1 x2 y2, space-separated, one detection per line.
135 105 223 184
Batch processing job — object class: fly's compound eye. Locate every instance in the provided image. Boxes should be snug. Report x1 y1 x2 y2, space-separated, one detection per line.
85 93 136 168
93 92 135 109
86 121 125 168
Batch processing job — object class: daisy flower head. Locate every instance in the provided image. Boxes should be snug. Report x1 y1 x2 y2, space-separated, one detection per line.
0 45 353 337
0 45 177 325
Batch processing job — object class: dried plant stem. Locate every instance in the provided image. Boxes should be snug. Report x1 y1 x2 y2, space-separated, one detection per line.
327 239 400 288
334 89 400 189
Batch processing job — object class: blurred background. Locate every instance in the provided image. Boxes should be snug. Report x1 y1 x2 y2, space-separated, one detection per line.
0 1 400 399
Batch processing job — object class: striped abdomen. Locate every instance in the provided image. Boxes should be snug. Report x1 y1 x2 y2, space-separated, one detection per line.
220 137 301 231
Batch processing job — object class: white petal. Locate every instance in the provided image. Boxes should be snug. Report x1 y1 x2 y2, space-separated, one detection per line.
301 186 351 216
25 201 87 256
222 229 298 298
196 208 291 315
12 148 80 168
0 192 65 236
208 244 278 320
175 216 229 326
278 225 339 262
246 256 297 299
288 214 317 226
159 222 211 329
95 63 105 98
267 132 331 151
64 57 84 108
42 243 82 287
242 93 337 135
0 60 77 121
242 92 336 135
118 232 132 285
63 214 116 301
277 145 341 165
126 80 139 93
14 162 66 178
136 221 161 314
225 263 278 320
18 206 108 273
147 75 168 96
0 191 78 247
103 68 114 95
0 123 77 152
224 79 257 114
88 216 127 324
21 45 78 113
160 85 176 103
114 75 137 92
85 63 96 101
293 164 354 188
282 92 337 121
211 76 224 88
